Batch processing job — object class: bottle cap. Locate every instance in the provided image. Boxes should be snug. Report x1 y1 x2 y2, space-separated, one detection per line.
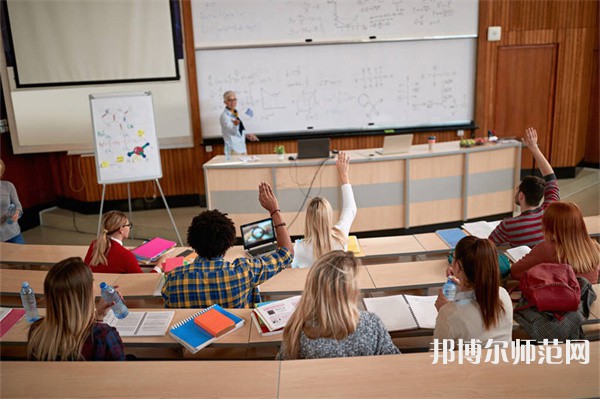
22 282 29 288
99 282 107 289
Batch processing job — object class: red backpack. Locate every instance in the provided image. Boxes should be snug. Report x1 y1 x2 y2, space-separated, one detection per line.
517 263 581 313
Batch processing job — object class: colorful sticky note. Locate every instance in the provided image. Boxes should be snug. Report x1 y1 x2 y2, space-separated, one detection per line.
137 129 145 137
116 156 124 163
100 161 110 168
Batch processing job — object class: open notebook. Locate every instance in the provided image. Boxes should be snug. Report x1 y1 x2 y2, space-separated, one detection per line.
103 310 174 337
363 295 437 331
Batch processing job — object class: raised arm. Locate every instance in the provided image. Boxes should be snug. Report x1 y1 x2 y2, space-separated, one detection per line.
336 151 350 185
258 182 293 254
524 127 553 177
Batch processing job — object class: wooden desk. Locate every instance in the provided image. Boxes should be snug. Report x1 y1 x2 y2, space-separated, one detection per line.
366 260 448 291
0 269 119 299
1 308 253 349
259 266 376 296
359 235 425 259
1 360 280 398
204 141 521 236
278 343 599 398
414 233 450 253
585 215 600 237
0 243 88 266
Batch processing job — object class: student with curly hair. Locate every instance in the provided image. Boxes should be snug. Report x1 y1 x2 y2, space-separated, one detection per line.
162 182 293 308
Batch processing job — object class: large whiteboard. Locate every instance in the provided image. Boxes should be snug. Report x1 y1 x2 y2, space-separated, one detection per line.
90 92 162 185
197 38 476 138
192 0 479 47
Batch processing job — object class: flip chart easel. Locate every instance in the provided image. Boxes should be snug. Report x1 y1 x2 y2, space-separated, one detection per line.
89 91 183 245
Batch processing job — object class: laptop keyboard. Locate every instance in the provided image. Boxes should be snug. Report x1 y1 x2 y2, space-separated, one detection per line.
247 243 278 257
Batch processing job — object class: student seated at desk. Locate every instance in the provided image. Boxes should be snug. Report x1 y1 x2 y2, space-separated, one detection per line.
292 152 357 268
489 127 559 248
162 182 293 309
435 237 513 344
85 211 165 274
511 202 600 283
278 251 399 359
28 257 125 361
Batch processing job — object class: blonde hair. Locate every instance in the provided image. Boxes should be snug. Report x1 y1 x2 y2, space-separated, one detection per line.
304 197 346 260
0 159 5 177
542 202 600 275
282 251 361 359
89 211 128 266
28 257 95 361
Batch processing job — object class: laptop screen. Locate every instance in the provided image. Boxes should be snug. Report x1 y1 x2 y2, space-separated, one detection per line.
240 218 276 249
297 138 330 159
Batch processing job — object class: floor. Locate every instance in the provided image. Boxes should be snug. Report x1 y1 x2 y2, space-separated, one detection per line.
22 168 600 247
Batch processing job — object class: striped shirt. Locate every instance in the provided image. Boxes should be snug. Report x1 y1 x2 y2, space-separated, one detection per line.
161 247 292 309
489 174 559 248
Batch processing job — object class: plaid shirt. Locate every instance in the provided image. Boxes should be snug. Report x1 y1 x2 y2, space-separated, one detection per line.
162 247 292 309
81 323 125 361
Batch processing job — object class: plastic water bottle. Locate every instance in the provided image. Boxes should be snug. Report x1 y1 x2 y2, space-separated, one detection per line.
7 204 16 224
442 277 457 301
224 142 231 161
99 282 129 319
20 282 40 322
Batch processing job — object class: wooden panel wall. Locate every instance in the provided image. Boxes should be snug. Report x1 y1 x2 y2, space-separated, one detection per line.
40 0 600 203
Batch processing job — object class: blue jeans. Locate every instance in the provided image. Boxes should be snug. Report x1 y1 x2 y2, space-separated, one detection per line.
5 233 25 244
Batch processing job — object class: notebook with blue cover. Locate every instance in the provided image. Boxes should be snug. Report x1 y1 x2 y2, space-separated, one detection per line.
435 228 467 249
169 304 244 354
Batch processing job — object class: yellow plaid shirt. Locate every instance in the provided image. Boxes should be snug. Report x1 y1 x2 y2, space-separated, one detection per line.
161 247 292 308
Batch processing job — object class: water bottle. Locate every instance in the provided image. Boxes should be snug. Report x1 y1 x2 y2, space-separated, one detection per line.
7 204 16 224
99 282 129 319
20 282 40 322
442 277 457 301
224 142 231 161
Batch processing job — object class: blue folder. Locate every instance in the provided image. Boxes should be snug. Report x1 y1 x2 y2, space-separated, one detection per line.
436 228 467 249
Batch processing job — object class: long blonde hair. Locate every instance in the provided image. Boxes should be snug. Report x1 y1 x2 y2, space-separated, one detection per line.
28 257 96 361
542 202 600 275
89 211 128 266
304 197 346 260
282 250 361 359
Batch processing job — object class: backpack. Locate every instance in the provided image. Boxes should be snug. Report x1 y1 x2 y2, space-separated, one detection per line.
516 263 581 314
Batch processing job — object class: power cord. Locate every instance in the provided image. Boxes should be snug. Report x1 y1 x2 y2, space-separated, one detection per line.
286 157 329 229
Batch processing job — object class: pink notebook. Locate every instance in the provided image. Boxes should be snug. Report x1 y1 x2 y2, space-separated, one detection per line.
163 256 185 273
0 309 26 339
131 237 176 260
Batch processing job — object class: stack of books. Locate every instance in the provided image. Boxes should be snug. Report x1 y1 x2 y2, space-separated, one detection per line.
169 304 244 354
131 237 177 263
251 295 301 337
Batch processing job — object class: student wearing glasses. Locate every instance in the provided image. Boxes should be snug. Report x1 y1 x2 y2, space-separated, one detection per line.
84 210 165 273
220 90 259 156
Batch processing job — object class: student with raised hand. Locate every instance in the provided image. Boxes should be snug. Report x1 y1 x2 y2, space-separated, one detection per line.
511 202 600 283
292 151 357 268
84 210 165 274
28 257 125 361
162 182 293 309
278 251 399 359
434 236 513 343
489 127 559 248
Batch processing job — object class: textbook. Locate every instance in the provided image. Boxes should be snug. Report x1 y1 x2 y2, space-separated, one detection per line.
0 308 25 339
194 308 236 337
253 295 301 332
461 220 501 239
131 237 177 262
103 310 174 337
251 301 284 337
505 245 532 263
435 228 467 249
169 305 244 354
363 295 437 332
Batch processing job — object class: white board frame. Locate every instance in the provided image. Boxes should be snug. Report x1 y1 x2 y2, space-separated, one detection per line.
90 92 163 185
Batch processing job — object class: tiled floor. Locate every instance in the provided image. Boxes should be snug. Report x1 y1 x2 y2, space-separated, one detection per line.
22 168 599 246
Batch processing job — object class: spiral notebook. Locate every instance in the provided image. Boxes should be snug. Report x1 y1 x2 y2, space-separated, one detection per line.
363 295 437 332
169 304 244 354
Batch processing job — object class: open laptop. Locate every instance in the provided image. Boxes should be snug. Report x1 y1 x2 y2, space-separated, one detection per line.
240 218 278 257
297 138 331 159
376 134 413 155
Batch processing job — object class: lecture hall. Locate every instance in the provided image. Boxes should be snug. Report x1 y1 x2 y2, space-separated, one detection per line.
0 0 599 398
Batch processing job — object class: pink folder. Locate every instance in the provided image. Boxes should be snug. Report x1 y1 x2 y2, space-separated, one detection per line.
131 237 176 260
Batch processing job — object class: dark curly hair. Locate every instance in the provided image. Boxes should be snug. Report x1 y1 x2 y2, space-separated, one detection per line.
187 210 236 259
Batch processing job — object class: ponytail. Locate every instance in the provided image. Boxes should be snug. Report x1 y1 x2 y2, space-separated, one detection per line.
88 211 127 267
